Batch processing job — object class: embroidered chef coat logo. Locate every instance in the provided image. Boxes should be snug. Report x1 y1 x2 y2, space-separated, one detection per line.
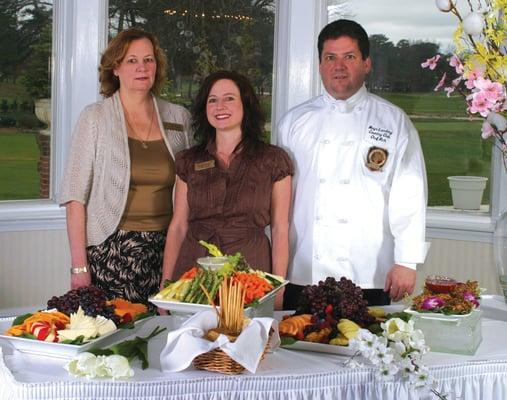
366 147 388 171
368 125 393 144
194 160 215 171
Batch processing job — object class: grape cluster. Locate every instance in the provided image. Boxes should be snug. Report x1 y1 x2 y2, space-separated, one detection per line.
335 277 374 326
296 276 374 327
46 286 120 325
296 277 342 318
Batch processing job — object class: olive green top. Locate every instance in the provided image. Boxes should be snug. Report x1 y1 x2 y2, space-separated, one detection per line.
119 138 175 231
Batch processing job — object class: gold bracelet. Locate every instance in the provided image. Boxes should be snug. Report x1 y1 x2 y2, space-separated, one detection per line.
70 266 88 274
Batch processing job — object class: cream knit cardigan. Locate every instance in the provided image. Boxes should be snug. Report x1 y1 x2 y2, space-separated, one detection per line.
59 91 193 246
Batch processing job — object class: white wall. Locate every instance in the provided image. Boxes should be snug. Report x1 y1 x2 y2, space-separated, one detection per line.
0 230 69 309
0 231 499 309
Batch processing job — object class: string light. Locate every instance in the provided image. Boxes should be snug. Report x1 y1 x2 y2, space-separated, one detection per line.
163 8 253 21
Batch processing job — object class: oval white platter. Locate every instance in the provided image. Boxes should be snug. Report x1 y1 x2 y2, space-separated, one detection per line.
0 315 153 359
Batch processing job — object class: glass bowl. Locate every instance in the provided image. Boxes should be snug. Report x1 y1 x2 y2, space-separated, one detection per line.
197 256 228 270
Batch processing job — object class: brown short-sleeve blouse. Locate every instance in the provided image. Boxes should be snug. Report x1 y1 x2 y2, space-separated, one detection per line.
172 142 294 279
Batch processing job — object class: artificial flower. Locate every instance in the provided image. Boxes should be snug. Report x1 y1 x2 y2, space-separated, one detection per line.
462 12 485 36
348 317 445 398
463 291 480 307
65 352 134 380
381 317 414 342
435 0 455 12
421 54 441 70
65 352 100 378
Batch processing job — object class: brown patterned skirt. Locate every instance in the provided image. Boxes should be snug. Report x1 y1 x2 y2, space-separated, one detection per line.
86 229 166 306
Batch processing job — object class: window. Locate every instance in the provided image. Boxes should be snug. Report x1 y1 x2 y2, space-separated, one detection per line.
0 0 53 201
326 0 492 210
108 1 275 137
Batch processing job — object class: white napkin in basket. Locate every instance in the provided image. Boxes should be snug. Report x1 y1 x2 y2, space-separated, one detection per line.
160 310 280 373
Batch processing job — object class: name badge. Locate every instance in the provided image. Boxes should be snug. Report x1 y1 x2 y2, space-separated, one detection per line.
163 122 184 132
194 160 215 171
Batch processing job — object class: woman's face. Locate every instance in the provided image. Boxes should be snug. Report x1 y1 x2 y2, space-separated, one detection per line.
206 79 244 134
114 38 157 94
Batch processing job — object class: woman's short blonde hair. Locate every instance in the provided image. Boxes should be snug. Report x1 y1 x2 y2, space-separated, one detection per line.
99 28 167 97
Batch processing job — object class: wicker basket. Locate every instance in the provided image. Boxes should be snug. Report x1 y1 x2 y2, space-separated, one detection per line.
193 332 271 375
193 347 246 375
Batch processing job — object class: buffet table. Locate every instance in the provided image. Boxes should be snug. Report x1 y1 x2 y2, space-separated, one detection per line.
1 296 507 400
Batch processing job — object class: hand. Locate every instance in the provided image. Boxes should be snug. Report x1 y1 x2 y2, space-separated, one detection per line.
274 288 285 311
384 264 416 302
70 272 91 290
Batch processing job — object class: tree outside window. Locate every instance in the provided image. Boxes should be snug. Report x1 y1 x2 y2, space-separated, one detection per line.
0 0 53 200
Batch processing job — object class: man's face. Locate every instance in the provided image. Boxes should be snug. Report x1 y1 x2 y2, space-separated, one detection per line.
319 36 371 100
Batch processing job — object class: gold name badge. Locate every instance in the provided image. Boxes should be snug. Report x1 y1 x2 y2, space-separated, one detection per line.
163 122 184 132
366 146 388 171
194 160 215 171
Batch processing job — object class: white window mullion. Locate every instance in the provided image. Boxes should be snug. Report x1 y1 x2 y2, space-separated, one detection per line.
272 0 327 135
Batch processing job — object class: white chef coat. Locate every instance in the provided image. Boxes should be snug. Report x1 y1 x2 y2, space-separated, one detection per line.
277 85 430 289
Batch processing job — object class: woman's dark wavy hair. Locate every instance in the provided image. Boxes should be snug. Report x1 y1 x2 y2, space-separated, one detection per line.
99 27 167 97
191 70 265 154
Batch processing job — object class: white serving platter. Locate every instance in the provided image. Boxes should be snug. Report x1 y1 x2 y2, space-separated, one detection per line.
281 339 357 356
279 304 405 356
149 280 288 317
0 314 153 359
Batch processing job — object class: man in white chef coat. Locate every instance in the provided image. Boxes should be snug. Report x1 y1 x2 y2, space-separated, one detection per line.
277 19 430 308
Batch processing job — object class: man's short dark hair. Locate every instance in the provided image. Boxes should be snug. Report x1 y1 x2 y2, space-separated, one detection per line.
318 19 370 61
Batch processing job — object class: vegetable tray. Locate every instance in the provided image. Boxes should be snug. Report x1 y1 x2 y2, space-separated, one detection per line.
150 281 288 317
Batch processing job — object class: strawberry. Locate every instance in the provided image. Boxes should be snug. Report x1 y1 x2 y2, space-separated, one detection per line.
325 304 333 315
122 313 133 323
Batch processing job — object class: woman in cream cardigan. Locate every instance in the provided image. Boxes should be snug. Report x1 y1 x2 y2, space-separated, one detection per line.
60 28 192 304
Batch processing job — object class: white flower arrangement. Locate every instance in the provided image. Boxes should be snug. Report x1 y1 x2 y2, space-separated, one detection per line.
345 317 447 399
422 0 507 168
65 352 134 380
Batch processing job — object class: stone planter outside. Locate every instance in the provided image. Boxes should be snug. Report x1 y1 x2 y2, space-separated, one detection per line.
447 176 488 210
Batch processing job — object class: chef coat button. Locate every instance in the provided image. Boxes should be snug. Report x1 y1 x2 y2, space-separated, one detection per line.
337 218 348 224
322 139 330 145
339 179 350 185
315 254 320 260
336 257 348 262
319 178 326 184
315 215 322 221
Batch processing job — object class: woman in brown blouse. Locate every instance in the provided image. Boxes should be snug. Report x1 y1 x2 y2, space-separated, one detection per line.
162 71 293 307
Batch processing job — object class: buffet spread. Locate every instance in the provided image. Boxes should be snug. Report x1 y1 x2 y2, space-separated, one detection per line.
0 243 501 399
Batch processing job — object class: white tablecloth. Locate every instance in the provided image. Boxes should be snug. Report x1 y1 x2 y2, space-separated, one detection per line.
1 296 507 400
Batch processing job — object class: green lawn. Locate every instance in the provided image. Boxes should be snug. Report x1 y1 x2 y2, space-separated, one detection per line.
0 131 40 200
380 92 471 117
414 119 489 206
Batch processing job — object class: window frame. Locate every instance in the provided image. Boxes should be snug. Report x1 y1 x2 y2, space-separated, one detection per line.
1 0 504 243
0 0 107 232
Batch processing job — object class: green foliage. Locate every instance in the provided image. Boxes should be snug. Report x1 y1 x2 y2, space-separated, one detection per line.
89 325 167 370
12 313 33 326
21 24 51 98
280 336 298 346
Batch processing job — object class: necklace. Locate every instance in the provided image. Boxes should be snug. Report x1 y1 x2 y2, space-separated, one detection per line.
124 100 155 149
